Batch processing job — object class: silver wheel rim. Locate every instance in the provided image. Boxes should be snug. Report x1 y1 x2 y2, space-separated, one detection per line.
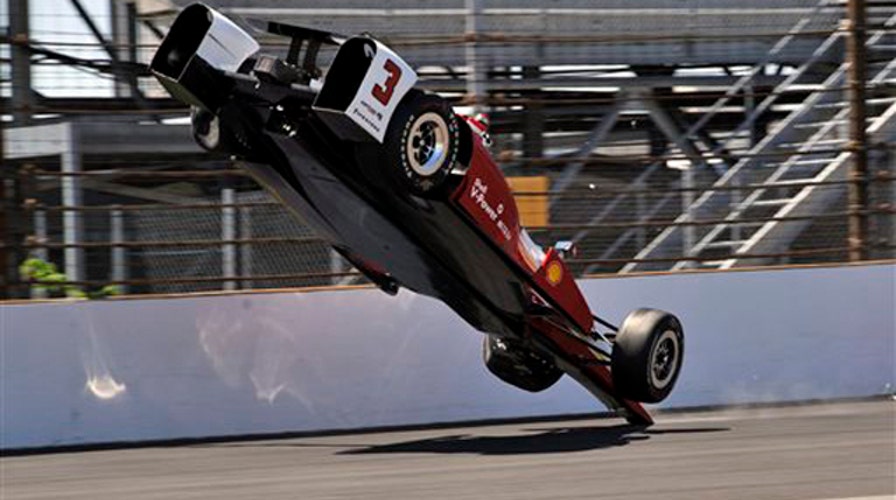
405 112 450 177
649 329 679 390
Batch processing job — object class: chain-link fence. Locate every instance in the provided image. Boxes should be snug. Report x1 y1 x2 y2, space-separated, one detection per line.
2 0 894 298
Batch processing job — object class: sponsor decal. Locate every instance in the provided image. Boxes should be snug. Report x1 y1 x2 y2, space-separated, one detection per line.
546 260 563 286
351 103 383 135
470 177 512 242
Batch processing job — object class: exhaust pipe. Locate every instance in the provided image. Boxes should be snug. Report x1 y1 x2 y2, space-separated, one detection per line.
150 3 259 110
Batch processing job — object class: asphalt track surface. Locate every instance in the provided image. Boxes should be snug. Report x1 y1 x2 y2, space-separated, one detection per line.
2 399 894 500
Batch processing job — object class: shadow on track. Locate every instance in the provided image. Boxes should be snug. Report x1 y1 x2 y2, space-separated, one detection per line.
339 424 729 456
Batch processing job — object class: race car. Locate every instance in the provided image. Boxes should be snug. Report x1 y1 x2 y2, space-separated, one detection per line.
150 3 684 425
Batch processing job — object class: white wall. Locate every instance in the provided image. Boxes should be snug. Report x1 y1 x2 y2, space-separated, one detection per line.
2 263 893 449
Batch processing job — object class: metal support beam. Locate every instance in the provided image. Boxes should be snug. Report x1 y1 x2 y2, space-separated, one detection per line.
888 143 896 257
70 0 150 109
521 66 544 161
110 209 127 294
680 167 697 267
736 85 761 245
221 188 237 291
239 206 253 290
142 19 166 40
71 0 122 66
32 209 49 264
10 0 32 124
639 95 705 169
635 183 647 250
61 129 85 285
550 101 622 206
0 104 7 298
31 209 48 299
846 0 869 261
0 179 7 298
111 1 140 98
465 0 487 113
644 94 703 264
744 85 763 148
682 0 834 139
8 166 35 299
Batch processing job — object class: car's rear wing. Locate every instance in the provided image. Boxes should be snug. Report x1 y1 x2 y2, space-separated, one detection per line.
257 20 346 47
247 19 346 84
151 3 348 110
152 3 416 144
252 16 419 143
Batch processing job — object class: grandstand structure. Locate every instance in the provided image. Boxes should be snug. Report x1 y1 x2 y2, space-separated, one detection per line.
2 0 894 297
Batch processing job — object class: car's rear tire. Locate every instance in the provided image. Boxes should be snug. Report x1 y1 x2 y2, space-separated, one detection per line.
611 308 684 404
383 90 459 196
483 335 563 393
191 106 256 158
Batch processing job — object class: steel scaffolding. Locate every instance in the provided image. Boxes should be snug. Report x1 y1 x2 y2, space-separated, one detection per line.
1 0 893 297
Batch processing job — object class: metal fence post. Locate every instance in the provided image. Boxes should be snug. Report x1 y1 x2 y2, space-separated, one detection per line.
465 0 486 113
846 0 869 261
681 166 696 267
31 207 48 299
62 125 84 285
0 125 7 298
10 0 32 124
110 208 127 294
239 205 253 290
221 188 237 291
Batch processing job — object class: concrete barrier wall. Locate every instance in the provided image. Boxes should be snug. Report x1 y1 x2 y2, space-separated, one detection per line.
2 263 893 449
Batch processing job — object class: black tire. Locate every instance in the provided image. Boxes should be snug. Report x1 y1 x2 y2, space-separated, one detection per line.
611 308 684 404
191 106 255 158
483 335 563 393
382 90 460 196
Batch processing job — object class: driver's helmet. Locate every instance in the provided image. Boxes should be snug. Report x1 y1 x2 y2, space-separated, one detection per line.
463 112 492 147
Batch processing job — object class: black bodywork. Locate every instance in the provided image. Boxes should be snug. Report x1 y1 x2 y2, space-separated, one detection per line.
152 9 529 341
151 4 686 425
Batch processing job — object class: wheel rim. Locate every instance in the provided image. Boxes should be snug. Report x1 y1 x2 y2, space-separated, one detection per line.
649 330 679 390
405 112 450 177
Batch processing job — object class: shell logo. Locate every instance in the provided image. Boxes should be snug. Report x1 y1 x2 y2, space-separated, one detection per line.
546 261 563 286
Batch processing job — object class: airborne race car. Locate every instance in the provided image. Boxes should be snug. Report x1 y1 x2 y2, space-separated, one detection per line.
151 4 684 425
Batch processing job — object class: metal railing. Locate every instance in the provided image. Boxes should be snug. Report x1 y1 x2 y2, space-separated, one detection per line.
2 156 892 297
2 0 894 298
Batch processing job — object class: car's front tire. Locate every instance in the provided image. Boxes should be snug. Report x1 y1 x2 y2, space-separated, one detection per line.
611 308 684 403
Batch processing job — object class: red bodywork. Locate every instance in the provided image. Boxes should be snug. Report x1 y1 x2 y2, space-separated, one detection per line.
454 140 592 332
452 138 653 425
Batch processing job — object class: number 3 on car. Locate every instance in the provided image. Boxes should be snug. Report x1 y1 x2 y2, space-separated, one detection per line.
372 59 402 106
313 38 418 143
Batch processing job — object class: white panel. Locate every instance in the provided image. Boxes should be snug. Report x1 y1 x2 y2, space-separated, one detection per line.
196 8 260 73
3 123 70 159
1 263 893 449
345 41 418 142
